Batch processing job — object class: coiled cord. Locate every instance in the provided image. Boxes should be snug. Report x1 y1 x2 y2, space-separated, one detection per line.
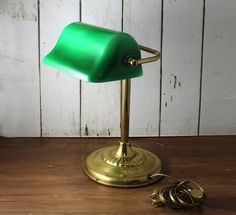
148 173 206 209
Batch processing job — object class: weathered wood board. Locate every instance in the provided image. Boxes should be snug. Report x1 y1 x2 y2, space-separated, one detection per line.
0 0 40 137
40 0 81 137
81 0 122 137
1 0 236 137
123 0 162 136
161 0 204 136
200 0 236 134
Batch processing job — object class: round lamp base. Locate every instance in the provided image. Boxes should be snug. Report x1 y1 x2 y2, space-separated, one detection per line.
83 146 162 188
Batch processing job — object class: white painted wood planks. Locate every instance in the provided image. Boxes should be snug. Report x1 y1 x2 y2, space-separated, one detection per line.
1 0 236 137
124 0 162 136
161 0 204 136
40 0 80 137
0 0 40 136
200 0 236 134
81 0 122 137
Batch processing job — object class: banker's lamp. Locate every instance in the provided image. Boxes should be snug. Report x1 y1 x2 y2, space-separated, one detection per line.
43 22 162 187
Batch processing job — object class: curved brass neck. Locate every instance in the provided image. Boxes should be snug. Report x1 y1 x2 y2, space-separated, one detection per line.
126 45 161 67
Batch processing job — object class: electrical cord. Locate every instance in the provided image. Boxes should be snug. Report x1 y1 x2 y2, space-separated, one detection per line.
148 173 206 209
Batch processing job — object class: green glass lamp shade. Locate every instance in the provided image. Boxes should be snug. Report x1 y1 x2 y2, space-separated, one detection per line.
43 22 143 82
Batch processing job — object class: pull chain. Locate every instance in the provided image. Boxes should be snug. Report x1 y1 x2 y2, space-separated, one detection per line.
148 173 206 209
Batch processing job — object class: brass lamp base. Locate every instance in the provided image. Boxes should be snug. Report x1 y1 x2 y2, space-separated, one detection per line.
83 142 162 188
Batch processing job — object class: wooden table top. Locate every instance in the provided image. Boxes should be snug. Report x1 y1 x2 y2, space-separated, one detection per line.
0 136 235 215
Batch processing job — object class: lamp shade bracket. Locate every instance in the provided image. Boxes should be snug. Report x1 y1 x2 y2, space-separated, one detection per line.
126 45 161 67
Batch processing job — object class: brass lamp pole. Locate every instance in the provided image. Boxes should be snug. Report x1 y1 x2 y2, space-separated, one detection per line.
117 79 133 158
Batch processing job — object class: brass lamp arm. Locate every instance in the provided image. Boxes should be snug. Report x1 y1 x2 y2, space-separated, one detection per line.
126 45 161 67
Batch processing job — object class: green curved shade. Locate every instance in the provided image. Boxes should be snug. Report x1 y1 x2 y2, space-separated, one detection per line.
43 22 143 83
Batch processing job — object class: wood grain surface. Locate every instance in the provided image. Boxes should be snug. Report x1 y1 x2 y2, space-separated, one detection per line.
0 136 235 214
